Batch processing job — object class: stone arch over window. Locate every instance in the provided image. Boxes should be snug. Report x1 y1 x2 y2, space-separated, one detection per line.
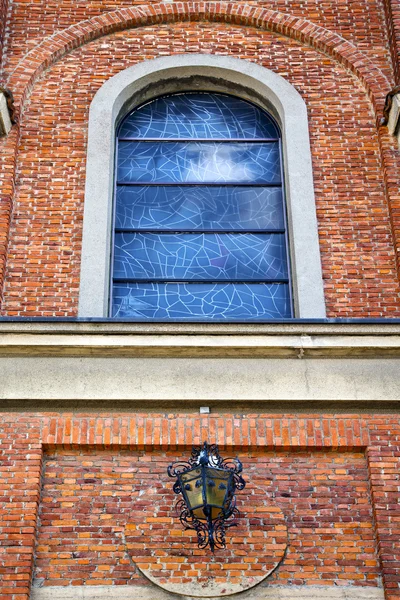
78 54 326 319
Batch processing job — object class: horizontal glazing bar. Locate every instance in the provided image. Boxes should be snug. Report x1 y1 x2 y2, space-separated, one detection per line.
118 138 280 143
113 279 290 284
114 229 286 234
116 182 282 187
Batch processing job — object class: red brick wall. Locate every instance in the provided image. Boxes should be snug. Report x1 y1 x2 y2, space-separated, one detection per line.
0 0 12 300
0 17 400 316
35 448 379 588
0 0 10 66
0 413 399 599
0 0 393 80
383 0 400 84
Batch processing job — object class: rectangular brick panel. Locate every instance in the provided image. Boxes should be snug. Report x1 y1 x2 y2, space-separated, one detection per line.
34 448 380 588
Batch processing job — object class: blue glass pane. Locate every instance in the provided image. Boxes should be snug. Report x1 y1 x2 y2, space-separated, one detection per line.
112 283 291 319
113 233 287 281
119 93 279 139
117 142 281 184
115 186 285 231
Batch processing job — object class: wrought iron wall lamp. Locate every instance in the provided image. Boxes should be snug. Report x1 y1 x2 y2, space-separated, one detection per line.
167 442 246 552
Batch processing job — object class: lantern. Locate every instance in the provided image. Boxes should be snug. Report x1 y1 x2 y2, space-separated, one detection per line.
167 442 245 552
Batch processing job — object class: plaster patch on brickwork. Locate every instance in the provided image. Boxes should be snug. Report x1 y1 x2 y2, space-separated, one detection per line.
124 486 287 597
31 585 385 600
79 54 325 319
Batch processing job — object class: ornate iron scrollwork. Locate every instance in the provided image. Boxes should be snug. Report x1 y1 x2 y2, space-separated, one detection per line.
167 442 245 552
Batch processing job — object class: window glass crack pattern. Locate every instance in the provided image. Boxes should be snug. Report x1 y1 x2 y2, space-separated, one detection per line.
118 93 279 139
115 186 285 231
112 283 290 320
117 141 281 185
113 93 292 320
113 233 288 281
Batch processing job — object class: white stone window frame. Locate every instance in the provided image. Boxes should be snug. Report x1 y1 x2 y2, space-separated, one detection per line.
78 54 326 318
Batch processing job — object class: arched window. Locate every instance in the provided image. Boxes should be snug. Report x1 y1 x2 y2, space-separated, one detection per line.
111 93 292 320
79 57 325 319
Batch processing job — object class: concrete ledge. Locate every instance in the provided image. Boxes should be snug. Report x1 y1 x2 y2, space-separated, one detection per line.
31 584 384 600
1 321 400 335
1 332 400 358
1 356 400 401
0 322 400 358
1 323 399 403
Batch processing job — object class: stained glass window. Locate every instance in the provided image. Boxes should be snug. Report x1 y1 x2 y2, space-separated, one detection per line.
111 93 292 320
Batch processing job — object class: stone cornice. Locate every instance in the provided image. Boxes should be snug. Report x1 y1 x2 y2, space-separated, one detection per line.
0 322 400 358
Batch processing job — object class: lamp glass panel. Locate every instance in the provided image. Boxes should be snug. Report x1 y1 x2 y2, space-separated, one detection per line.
180 467 201 483
205 468 232 519
180 467 204 514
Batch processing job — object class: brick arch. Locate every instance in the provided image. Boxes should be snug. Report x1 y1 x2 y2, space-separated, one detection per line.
1 1 397 309
5 1 391 116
